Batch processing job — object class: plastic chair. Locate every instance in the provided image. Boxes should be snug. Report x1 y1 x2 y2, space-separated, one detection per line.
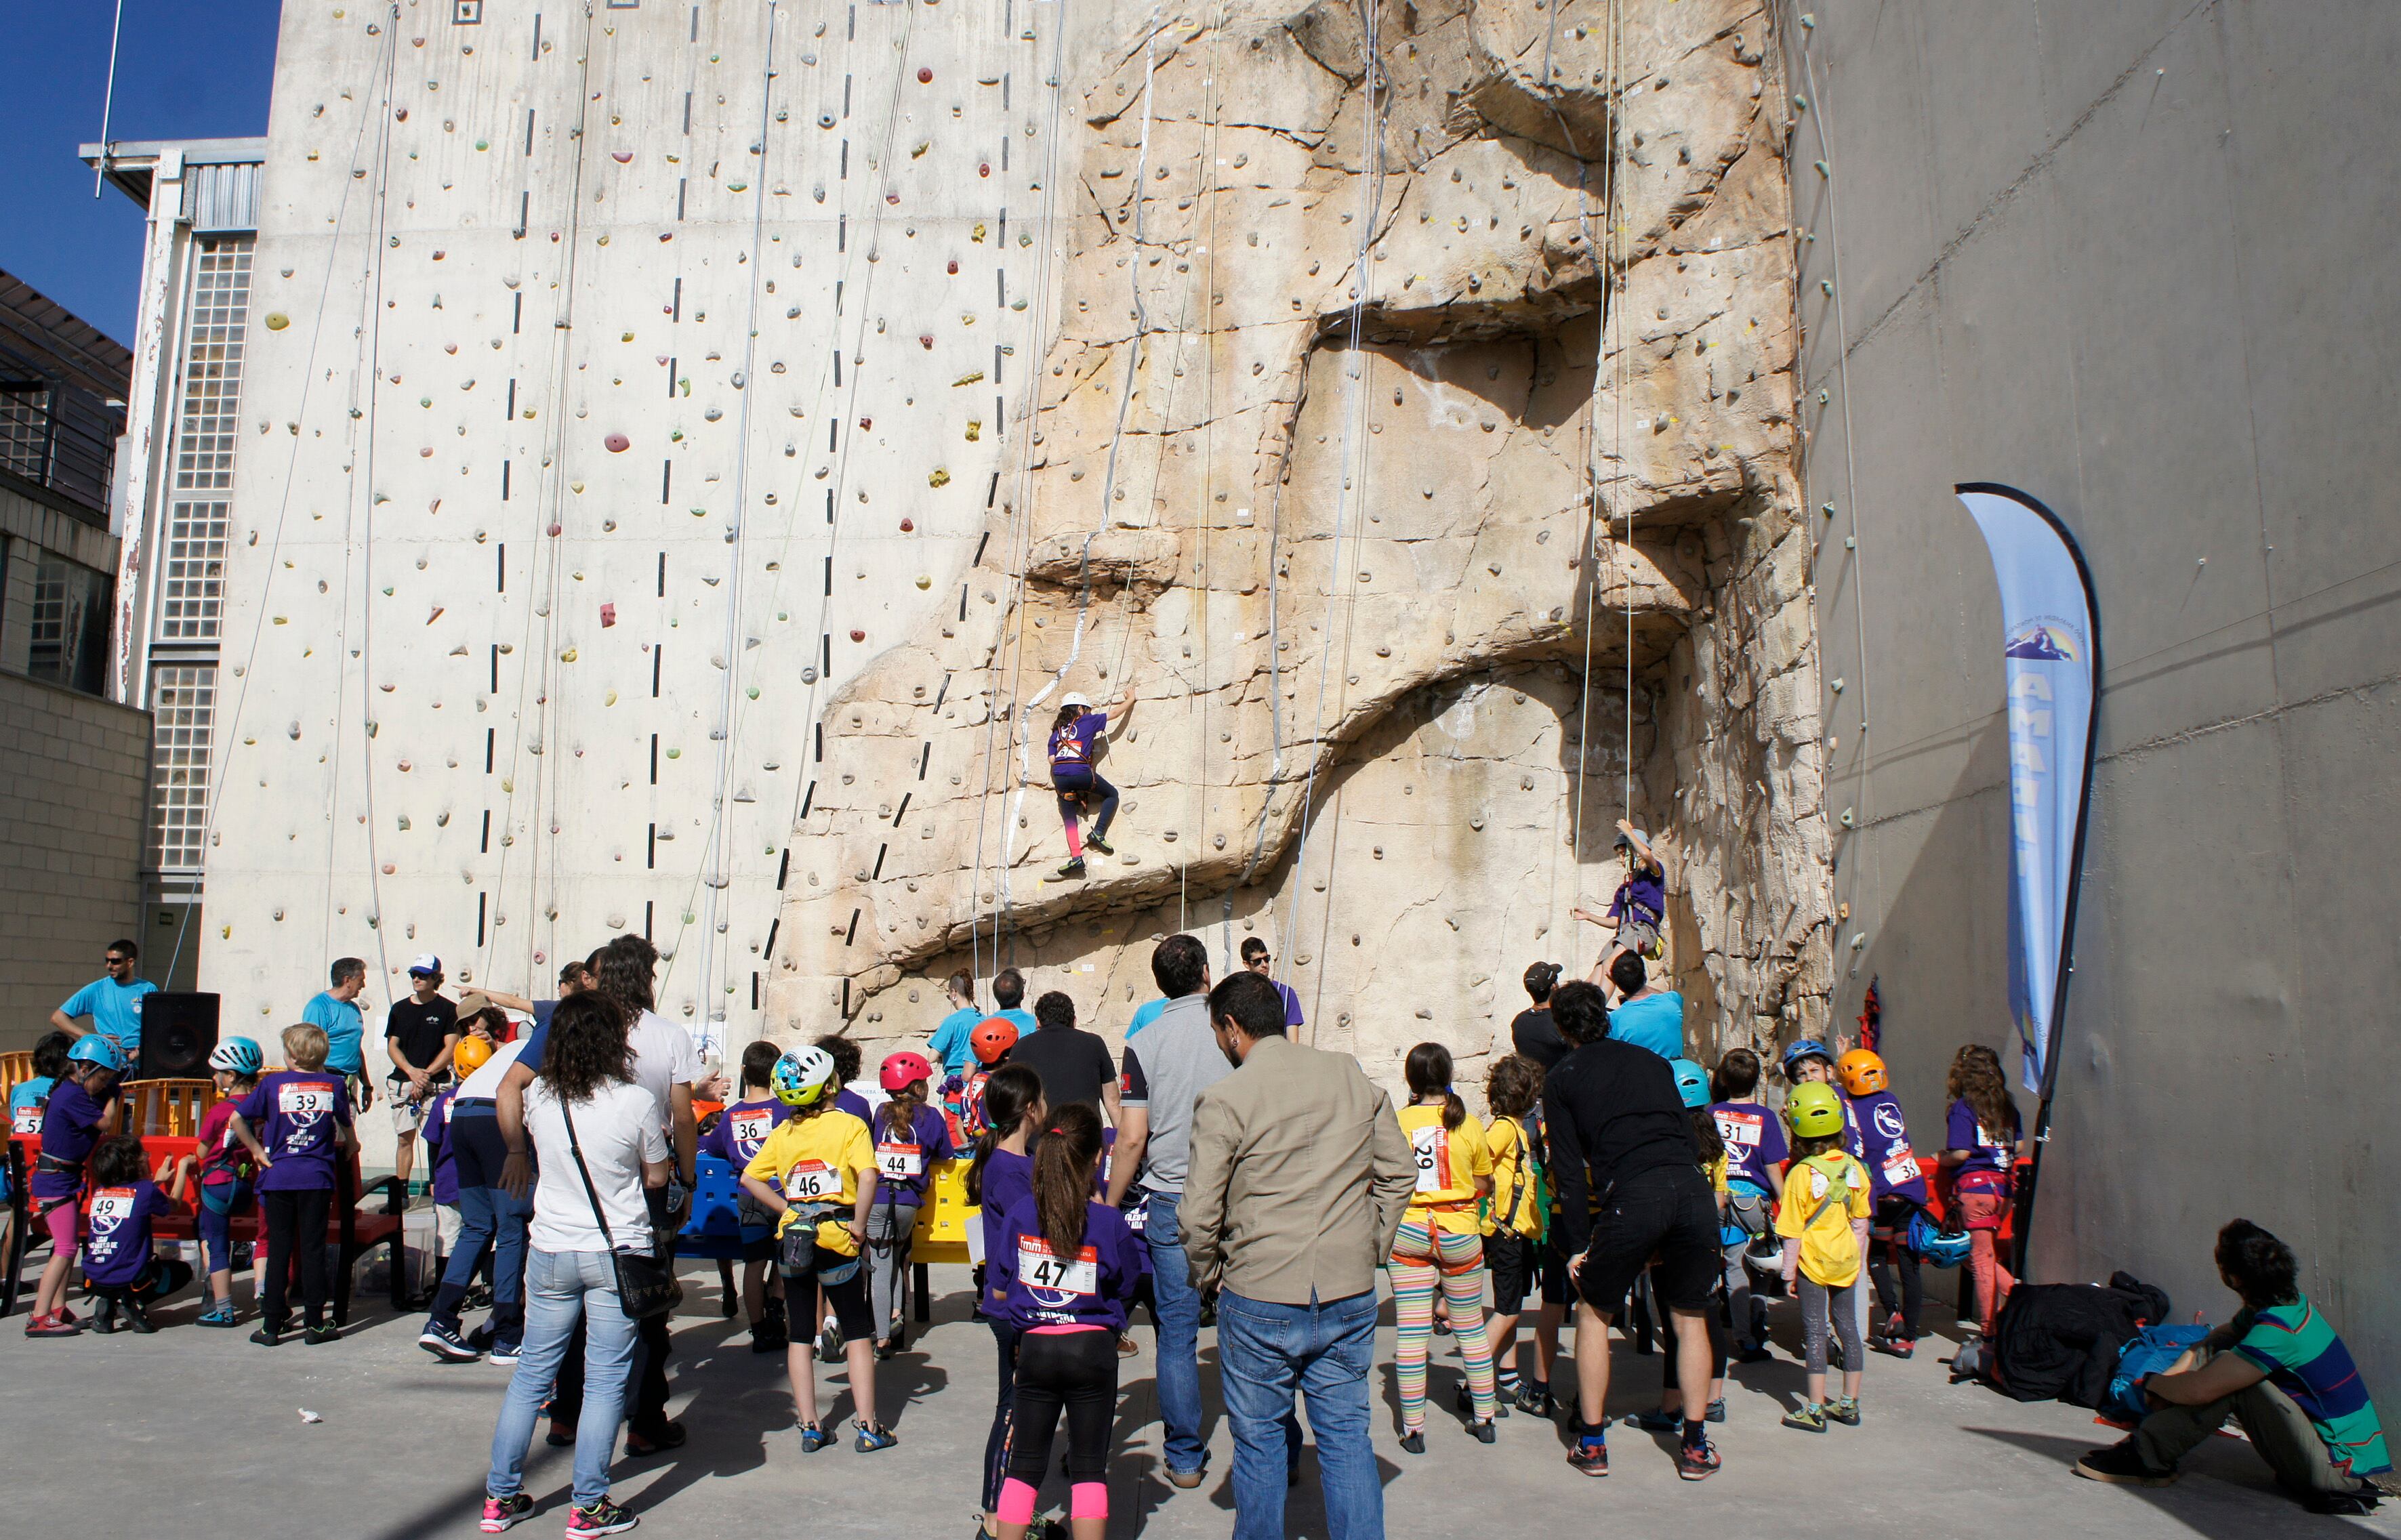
126 1079 217 1138
907 1159 974 1323
676 1154 750 1262
0 1051 33 1103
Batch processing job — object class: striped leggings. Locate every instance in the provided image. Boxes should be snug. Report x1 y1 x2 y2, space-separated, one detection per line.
1390 1218 1494 1430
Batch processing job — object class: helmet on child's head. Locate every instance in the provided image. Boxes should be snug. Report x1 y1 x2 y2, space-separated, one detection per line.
880 1051 933 1093
68 1035 127 1074
208 1038 264 1077
1785 1082 1845 1139
970 1016 1019 1066
1780 1038 1834 1080
1668 1058 1710 1110
1613 827 1651 852
1837 1048 1888 1098
771 1045 838 1108
1059 692 1092 711
453 1036 495 1076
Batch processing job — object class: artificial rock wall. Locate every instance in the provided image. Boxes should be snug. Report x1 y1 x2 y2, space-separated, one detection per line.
205 0 1829 1094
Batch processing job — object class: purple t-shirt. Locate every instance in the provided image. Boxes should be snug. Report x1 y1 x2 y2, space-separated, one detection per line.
1608 867 1666 930
1945 1098 2016 1177
834 1087 874 1125
869 1102 956 1205
83 1180 169 1287
978 1148 1035 1270
987 1196 1144 1331
33 1079 117 1201
1851 1090 1927 1204
1709 1100 1787 1193
237 1070 354 1192
422 1089 461 1206
1048 711 1105 776
702 1096 793 1169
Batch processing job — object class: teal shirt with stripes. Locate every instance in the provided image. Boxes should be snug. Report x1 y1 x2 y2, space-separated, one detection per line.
2232 1297 2391 1477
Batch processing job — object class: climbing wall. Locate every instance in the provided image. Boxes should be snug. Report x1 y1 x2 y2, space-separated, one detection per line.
202 0 1066 1050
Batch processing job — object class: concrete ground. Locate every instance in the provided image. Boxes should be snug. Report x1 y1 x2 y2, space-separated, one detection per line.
2 1259 2390 1539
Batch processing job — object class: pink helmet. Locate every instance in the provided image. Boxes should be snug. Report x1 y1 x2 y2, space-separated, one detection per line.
880 1051 935 1092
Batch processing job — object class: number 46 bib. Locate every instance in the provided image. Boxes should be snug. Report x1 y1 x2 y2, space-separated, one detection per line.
784 1159 841 1201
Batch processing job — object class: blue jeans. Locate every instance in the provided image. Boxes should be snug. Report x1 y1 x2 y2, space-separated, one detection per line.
432 1113 532 1337
1143 1190 1208 1474
1217 1288 1383 1540
487 1249 638 1508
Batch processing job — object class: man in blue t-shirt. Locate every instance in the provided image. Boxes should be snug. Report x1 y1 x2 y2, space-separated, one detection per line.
1601 952 1687 1060
51 938 157 1069
925 970 983 1077
990 966 1040 1039
302 957 373 1108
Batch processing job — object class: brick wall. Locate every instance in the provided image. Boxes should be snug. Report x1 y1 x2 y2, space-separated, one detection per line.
0 669 151 1052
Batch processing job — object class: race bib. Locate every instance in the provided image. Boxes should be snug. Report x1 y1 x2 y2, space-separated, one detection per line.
280 1082 336 1116
1017 1236 1099 1295
784 1159 841 1201
1882 1146 1922 1186
89 1188 136 1224
1410 1123 1449 1195
10 1106 39 1135
731 1112 774 1150
876 1142 924 1180
1715 1108 1763 1158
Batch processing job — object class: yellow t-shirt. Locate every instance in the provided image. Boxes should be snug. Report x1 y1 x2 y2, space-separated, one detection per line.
1399 1103 1492 1236
1773 1152 1870 1286
1706 1151 1729 1197
1483 1115 1532 1237
743 1108 874 1234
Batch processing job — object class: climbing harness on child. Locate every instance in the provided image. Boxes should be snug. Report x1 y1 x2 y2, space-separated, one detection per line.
1043 692 1128 882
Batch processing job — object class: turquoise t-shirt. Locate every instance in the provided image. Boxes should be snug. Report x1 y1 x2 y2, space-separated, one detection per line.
9 1077 57 1136
927 1006 982 1076
303 991 369 1075
1605 991 1686 1059
2232 1297 2392 1476
58 976 157 1056
1126 998 1170 1039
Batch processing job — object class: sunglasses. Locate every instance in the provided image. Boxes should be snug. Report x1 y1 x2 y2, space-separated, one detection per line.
104 955 131 965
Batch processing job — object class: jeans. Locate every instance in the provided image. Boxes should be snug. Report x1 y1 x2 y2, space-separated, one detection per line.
1217 1288 1383 1540
1142 1191 1208 1474
487 1249 638 1508
430 1112 531 1337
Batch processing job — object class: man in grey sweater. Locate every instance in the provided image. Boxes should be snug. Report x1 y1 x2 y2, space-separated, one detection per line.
1105 933 1225 1487
1184 971 1415 1540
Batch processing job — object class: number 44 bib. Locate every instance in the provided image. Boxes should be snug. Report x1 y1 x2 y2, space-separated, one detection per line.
1018 1236 1099 1295
876 1142 924 1181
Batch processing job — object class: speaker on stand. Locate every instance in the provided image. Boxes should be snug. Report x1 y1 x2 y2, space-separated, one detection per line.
136 991 220 1081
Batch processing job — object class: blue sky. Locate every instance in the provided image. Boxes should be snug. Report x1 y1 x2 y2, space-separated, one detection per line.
1 3 282 344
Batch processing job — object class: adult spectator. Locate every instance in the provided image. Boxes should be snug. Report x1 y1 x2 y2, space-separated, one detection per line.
479 989 667 1538
1184 971 1414 1539
991 967 1039 1037
1603 952 1687 1060
1237 936 1305 1028
386 955 461 1206
926 970 983 1077
1126 994 1171 1039
303 957 374 1110
2078 1220 2394 1513
1509 960 1569 1069
50 938 155 1070
1542 980 1723 1480
1006 991 1121 1125
1103 934 1227 1488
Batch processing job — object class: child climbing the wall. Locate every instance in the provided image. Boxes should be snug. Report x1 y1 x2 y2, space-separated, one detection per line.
1043 691 1134 882
1573 818 1668 994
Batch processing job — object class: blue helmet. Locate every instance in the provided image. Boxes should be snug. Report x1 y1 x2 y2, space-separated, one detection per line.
68 1035 127 1074
1780 1038 1834 1079
1668 1057 1710 1110
209 1037 264 1077
1908 1209 1974 1268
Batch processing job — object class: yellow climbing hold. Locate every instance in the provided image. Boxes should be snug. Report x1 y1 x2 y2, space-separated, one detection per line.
915 575 932 589
604 690 619 705
264 313 290 330
928 467 951 488
951 370 983 387
972 222 987 243
560 648 578 662
965 420 981 441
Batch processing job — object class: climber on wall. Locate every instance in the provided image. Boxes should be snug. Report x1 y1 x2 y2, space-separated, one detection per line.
1574 818 1667 997
1042 690 1134 881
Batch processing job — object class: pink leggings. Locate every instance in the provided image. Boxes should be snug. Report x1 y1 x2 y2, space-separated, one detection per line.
43 1199 79 1255
1958 1192 2015 1335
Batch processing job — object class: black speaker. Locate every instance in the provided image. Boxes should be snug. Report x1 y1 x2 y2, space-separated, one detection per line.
137 992 220 1079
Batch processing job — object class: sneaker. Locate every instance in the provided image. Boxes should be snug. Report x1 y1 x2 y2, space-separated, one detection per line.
751 1323 787 1354
565 1497 638 1535
197 1300 241 1327
461 1283 495 1311
56 1304 81 1327
469 1322 498 1352
1735 1343 1775 1364
90 1299 121 1335
1879 1335 1915 1359
1397 1430 1425 1455
2074 1439 2177 1487
1706 1398 1727 1423
123 1304 158 1335
1469 1419 1497 1445
1679 1436 1723 1480
479 1493 535 1533
488 1339 523 1367
24 1310 79 1337
1566 1432 1609 1477
1164 1463 1207 1490
249 1323 284 1347
856 1423 900 1453
1782 1402 1827 1432
421 1321 483 1362
1053 859 1086 881
1086 836 1115 856
546 1421 577 1448
1513 1380 1555 1418
1827 1396 1861 1427
819 1320 845 1363
1115 1333 1137 1358
1622 1408 1679 1432
625 1421 686 1457
2303 1488 2381 1516
799 1421 834 1454
305 1325 340 1346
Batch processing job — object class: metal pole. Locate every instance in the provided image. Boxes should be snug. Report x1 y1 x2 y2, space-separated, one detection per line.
93 0 127 197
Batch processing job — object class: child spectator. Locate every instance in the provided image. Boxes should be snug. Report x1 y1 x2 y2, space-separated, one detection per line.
926 972 983 1078
986 1102 1142 1540
1389 1043 1498 1450
422 1075 464 1281
1480 1053 1545 1411
868 1051 954 1356
81 1134 194 1333
184 1037 264 1326
1708 1047 1786 1361
967 1064 1046 1539
24 1035 127 1336
228 1022 357 1346
9 1030 70 1136
701 1040 794 1352
740 1045 892 1452
817 1032 875 1125
943 1017 1022 1148
1777 1083 1872 1431
1839 1048 1929 1358
1939 1042 2026 1338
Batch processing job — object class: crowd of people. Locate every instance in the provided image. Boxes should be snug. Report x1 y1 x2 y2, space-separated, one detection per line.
6 833 2392 1535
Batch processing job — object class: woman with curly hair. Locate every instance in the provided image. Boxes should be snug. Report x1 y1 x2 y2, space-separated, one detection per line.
1938 1043 2027 1337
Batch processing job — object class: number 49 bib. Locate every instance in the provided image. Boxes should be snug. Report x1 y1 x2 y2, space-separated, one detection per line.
1018 1236 1099 1295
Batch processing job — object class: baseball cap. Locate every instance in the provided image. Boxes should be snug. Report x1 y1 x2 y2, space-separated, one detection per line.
408 953 443 976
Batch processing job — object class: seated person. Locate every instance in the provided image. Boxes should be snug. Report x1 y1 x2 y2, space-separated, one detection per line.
2077 1219 2394 1514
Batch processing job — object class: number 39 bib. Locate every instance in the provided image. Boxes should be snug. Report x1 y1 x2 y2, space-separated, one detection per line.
1410 1123 1450 1195
784 1159 841 1201
1017 1236 1099 1296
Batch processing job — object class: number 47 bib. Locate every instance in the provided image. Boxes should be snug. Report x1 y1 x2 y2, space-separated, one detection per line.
1018 1236 1099 1295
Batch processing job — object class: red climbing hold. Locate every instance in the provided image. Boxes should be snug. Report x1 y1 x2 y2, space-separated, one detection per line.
601 602 617 628
548 523 563 536
605 432 631 452
850 629 866 642
979 163 990 178
886 192 900 205
613 150 634 163
917 66 933 83
919 334 934 350
899 518 914 533
395 108 409 121
947 259 959 274
859 417 872 430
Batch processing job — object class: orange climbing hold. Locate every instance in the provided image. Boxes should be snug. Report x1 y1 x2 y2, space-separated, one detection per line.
850 629 866 642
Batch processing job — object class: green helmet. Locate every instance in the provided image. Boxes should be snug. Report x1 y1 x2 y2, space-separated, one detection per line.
1786 1081 1845 1140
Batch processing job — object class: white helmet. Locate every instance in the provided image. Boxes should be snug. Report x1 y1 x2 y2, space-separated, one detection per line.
771 1045 837 1108
1059 692 1092 710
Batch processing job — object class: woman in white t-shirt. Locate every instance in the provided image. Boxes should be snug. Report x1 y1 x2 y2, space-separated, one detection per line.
480 991 668 1537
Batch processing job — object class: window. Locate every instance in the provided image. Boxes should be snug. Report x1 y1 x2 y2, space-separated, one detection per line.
26 552 112 696
171 241 253 495
149 663 217 872
159 499 228 640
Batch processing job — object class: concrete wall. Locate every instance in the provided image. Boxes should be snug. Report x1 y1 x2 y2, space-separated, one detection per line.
1788 1 2401 1383
0 669 152 1052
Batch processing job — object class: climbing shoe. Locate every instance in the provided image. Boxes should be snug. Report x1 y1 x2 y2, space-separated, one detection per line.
1782 1402 1827 1432
857 1422 900 1453
1086 836 1115 856
1052 859 1087 881
1827 1396 1861 1427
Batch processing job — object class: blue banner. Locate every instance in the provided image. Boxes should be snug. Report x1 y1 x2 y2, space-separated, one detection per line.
1954 484 2099 1095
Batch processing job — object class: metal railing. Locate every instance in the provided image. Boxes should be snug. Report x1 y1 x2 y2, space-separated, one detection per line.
0 345 120 521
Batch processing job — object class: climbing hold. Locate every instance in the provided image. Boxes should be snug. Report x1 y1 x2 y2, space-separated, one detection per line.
917 66 933 83
605 432 630 452
665 747 681 759
560 648 578 663
850 629 866 642
801 665 819 684
919 334 934 349
899 517 914 532
859 417 872 430
264 313 290 331
548 523 563 535
613 150 633 163
747 686 760 699
946 259 958 275
915 575 932 589
600 603 617 627
928 467 950 487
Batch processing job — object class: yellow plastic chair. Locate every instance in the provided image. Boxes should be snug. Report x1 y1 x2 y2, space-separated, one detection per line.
907 1159 977 1321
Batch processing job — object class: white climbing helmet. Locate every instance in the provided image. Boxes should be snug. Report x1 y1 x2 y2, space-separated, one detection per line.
771 1045 838 1108
1059 692 1092 711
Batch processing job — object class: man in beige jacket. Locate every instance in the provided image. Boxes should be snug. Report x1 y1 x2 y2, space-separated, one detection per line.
1183 972 1414 1540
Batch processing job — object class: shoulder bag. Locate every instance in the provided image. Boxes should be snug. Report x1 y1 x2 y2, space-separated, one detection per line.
560 1098 682 1319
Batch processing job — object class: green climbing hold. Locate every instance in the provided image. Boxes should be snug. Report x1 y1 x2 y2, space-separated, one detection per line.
665 747 681 759
264 313 290 330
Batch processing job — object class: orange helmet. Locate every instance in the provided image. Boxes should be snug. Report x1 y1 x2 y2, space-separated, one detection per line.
1837 1048 1888 1098
453 1036 495 1076
970 1016 1019 1066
